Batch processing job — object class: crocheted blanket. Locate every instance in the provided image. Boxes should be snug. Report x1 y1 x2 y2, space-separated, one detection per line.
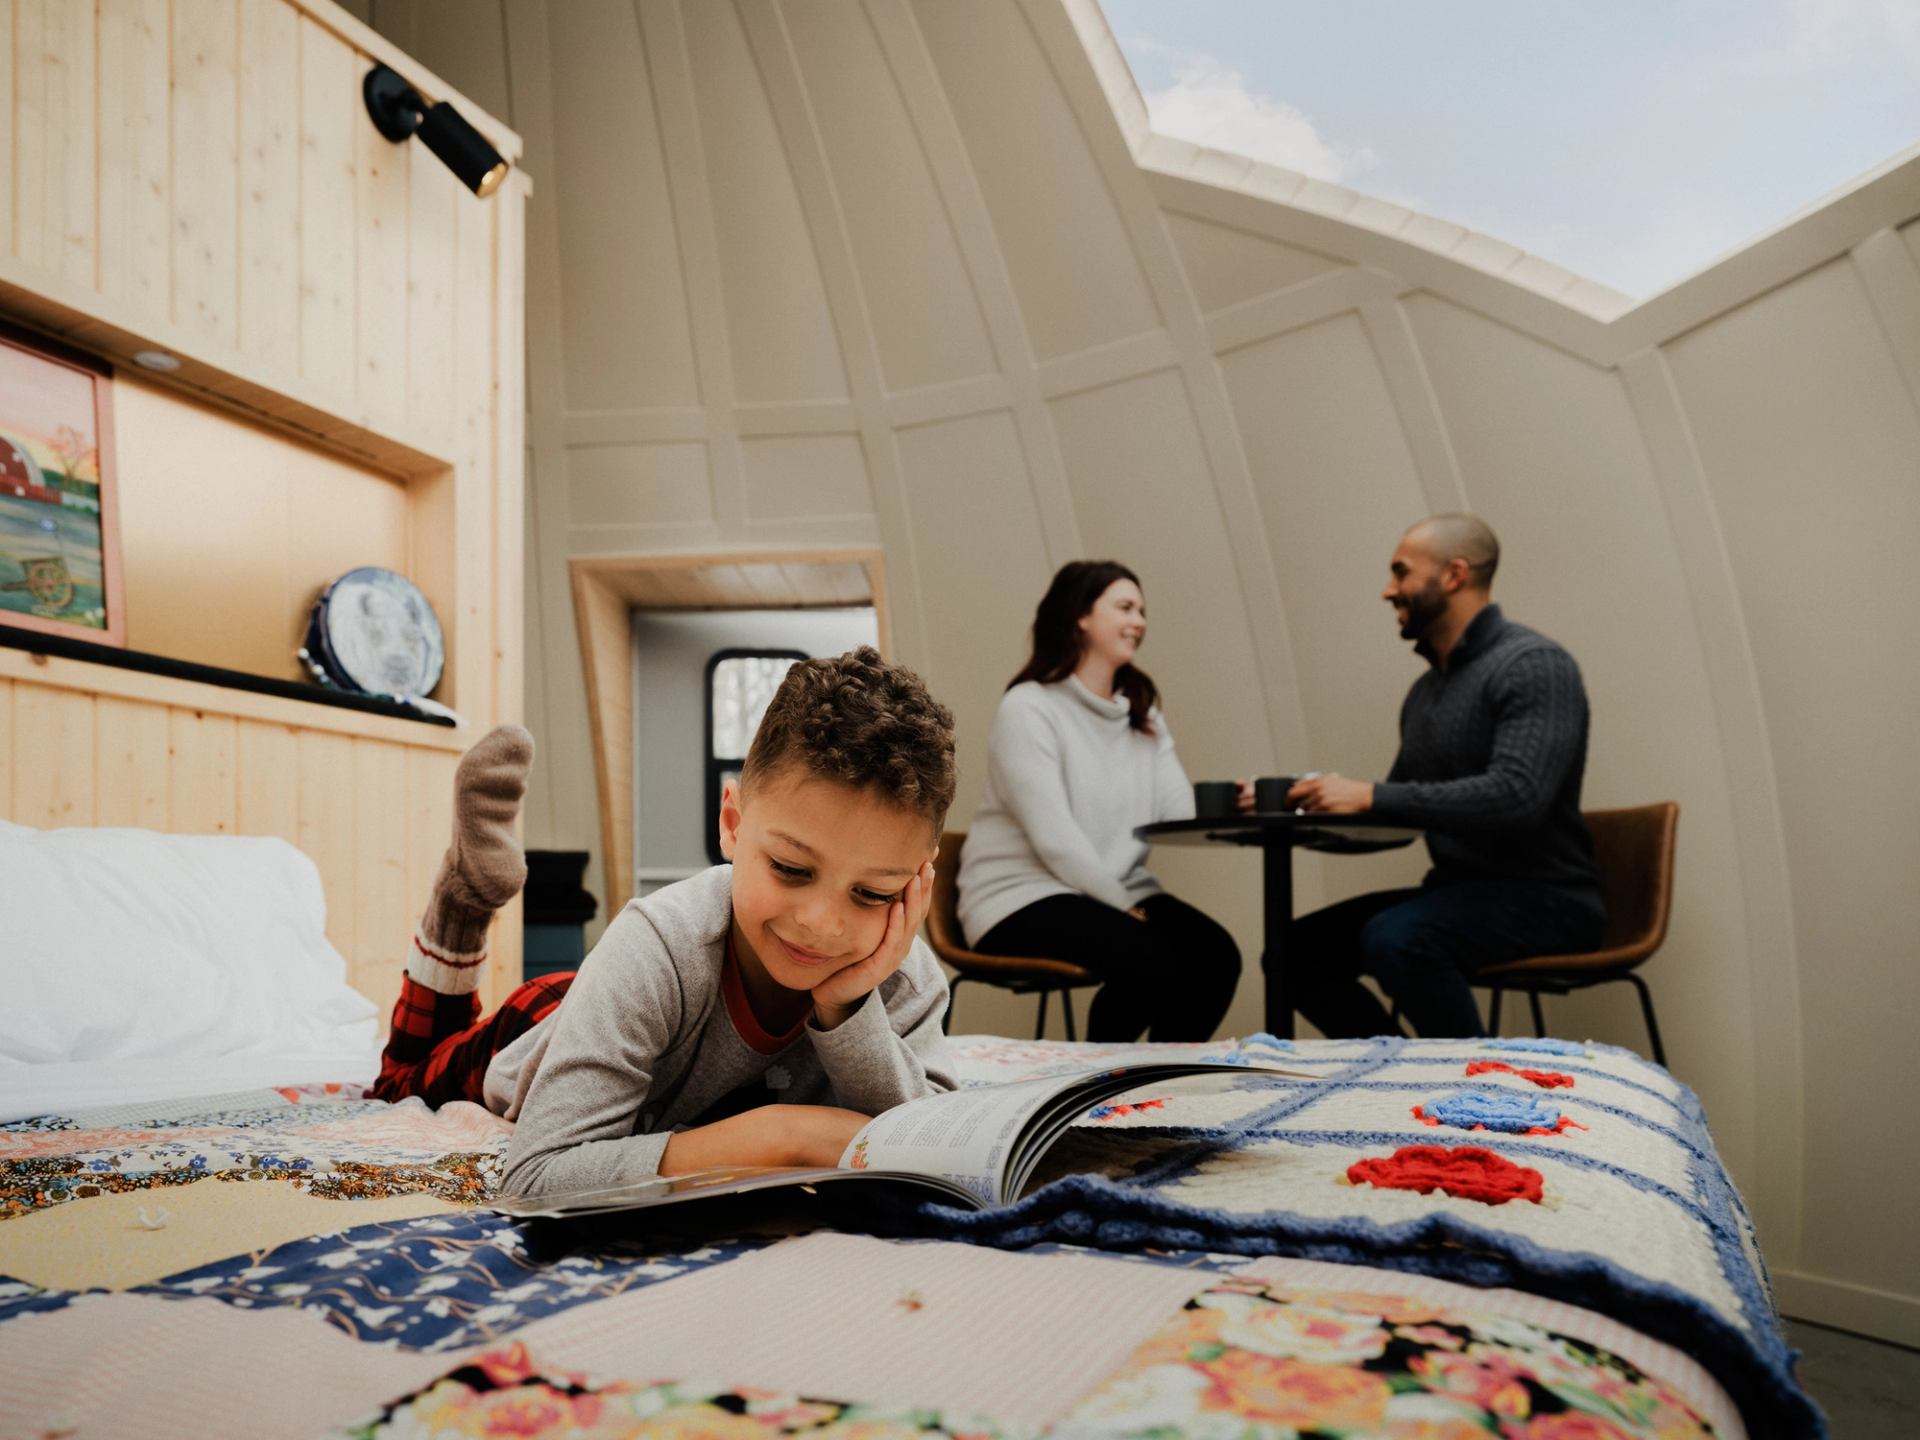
0 1035 1817 1437
929 1032 1819 1440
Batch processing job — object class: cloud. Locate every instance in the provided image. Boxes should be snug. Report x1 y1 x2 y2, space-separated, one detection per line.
1709 0 1920 82
1136 51 1377 183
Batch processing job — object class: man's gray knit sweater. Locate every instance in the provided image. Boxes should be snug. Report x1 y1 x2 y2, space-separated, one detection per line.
491 866 956 1198
1370 605 1602 912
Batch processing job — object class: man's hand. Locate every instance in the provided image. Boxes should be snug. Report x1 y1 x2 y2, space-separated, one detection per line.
1289 773 1374 814
810 861 936 1028
1233 778 1257 813
658 1104 872 1174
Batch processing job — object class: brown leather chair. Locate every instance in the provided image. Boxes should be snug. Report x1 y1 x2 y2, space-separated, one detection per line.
925 831 1099 1039
1473 801 1678 1065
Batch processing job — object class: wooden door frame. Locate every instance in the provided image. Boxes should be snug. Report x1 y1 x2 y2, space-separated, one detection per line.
568 548 889 913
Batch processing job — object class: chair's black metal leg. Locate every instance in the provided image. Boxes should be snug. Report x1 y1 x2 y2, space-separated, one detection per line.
1528 989 1547 1037
1034 988 1050 1040
1061 990 1077 1042
1626 973 1667 1067
1488 988 1504 1033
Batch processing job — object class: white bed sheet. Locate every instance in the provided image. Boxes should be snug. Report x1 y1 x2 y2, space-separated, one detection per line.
0 1043 383 1124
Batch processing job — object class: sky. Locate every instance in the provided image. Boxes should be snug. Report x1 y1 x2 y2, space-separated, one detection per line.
1099 0 1920 298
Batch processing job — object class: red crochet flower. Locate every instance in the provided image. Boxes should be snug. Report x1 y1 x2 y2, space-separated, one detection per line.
1466 1060 1575 1089
1346 1145 1544 1205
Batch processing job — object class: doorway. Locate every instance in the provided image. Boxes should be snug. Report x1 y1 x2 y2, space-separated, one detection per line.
631 605 880 895
568 549 888 912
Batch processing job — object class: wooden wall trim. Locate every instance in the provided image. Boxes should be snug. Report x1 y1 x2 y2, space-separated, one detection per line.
570 560 634 916
0 254 450 479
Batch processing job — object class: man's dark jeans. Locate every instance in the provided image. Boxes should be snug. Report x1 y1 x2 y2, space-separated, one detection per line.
1268 881 1606 1038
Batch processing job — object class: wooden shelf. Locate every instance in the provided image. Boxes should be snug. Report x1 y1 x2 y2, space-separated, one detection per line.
0 632 465 751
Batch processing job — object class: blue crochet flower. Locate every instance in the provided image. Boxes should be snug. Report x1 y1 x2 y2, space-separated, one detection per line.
1422 1090 1563 1133
1483 1036 1585 1056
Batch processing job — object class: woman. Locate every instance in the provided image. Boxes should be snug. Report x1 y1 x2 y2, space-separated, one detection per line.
956 560 1241 1042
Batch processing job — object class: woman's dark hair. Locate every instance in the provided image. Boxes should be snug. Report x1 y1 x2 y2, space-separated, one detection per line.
1008 560 1159 732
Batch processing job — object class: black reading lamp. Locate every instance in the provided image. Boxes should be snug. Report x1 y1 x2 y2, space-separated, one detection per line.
362 63 509 199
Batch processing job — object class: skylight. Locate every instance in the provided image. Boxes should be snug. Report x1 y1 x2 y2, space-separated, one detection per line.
1102 0 1920 298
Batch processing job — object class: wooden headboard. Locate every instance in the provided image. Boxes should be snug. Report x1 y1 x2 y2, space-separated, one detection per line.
0 0 526 1018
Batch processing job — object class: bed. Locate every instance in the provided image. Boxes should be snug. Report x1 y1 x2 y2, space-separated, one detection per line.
0 823 1823 1439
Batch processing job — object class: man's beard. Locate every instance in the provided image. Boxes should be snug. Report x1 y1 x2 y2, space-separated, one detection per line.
1397 578 1447 641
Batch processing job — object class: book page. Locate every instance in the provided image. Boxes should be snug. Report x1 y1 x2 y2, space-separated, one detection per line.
840 1058 1317 1206
838 1073 1073 1204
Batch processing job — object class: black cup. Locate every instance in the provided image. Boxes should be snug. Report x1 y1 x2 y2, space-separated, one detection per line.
1255 775 1300 813
1193 780 1241 818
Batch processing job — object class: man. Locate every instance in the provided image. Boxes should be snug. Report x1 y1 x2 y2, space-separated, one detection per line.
1273 513 1605 1038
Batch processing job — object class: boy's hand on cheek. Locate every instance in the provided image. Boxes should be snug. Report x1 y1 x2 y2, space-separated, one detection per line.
811 862 935 1029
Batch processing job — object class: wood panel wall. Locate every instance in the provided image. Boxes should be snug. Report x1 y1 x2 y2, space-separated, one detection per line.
0 0 526 1012
2 0 517 463
0 661 487 1013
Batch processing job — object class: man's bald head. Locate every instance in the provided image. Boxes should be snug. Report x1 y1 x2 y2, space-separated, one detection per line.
1406 513 1500 592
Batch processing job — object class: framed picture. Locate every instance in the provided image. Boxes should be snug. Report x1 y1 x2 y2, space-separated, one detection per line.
0 322 124 647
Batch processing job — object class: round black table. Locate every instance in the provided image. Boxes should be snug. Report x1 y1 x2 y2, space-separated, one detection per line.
1135 813 1420 1038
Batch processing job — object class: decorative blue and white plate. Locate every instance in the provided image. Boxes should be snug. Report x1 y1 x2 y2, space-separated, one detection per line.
300 566 445 700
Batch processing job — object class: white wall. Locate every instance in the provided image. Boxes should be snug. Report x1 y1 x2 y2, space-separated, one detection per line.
370 0 1920 1345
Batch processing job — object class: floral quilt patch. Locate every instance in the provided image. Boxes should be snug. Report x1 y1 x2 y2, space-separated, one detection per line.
334 1343 1025 1440
1057 1273 1718 1438
0 1091 510 1219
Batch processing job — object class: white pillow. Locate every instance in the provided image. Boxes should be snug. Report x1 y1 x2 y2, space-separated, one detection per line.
0 824 380 1117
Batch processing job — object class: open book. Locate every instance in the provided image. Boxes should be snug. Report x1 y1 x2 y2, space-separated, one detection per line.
491 1052 1311 1220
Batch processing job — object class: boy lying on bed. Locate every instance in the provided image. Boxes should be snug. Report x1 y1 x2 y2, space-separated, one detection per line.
371 646 958 1197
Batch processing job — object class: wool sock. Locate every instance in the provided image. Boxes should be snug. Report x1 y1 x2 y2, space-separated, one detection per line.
410 724 534 993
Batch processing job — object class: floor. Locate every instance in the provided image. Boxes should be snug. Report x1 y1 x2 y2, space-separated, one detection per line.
1782 1318 1920 1437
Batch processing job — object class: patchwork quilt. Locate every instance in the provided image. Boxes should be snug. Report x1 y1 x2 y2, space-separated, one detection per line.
932 1033 1816 1437
0 1034 1820 1439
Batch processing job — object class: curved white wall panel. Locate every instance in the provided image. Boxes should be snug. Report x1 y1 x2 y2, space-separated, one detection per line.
690 1 850 405
1164 216 1348 316
374 0 1920 1345
894 410 1055 750
1218 314 1430 843
1663 259 1920 1310
913 0 1160 361
547 0 697 411
786 6 998 395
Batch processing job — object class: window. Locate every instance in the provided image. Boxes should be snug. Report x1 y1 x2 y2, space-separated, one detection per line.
704 648 807 864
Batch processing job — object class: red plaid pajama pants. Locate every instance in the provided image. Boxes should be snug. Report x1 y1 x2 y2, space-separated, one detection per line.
370 970 576 1109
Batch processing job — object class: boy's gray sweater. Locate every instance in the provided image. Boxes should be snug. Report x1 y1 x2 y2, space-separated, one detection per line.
492 865 955 1197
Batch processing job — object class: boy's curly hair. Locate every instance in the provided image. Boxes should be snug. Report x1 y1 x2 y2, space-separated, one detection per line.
741 646 956 829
